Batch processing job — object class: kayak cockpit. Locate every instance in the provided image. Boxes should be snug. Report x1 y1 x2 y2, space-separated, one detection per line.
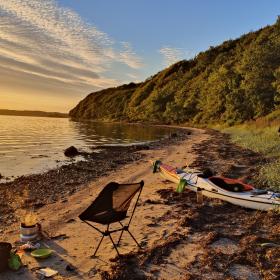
208 177 254 192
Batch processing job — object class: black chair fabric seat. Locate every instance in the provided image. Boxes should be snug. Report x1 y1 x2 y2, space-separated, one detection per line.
80 209 127 225
79 180 144 257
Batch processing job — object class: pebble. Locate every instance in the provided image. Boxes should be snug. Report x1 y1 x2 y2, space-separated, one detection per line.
228 264 261 280
210 238 239 255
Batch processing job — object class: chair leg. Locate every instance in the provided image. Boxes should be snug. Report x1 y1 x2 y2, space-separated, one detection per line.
127 229 141 249
117 222 124 246
93 234 105 257
117 230 124 246
108 233 121 257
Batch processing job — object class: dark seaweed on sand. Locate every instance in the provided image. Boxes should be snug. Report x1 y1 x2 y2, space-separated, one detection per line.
101 130 279 280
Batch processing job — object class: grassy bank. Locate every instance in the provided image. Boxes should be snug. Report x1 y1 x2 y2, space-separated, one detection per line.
220 111 280 191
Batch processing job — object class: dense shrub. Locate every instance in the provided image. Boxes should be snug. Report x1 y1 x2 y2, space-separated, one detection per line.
70 18 280 125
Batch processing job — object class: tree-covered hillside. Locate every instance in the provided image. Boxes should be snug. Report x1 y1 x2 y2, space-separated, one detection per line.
70 18 280 125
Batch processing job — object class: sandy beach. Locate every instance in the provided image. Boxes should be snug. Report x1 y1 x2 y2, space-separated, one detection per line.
1 127 279 280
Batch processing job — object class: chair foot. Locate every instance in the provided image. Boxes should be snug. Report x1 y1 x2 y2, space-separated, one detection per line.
140 240 147 248
127 229 142 249
109 255 121 262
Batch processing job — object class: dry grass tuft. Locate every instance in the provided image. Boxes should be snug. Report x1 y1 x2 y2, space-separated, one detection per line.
221 112 280 191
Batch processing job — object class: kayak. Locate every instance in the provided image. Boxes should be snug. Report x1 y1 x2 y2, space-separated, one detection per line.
152 160 280 211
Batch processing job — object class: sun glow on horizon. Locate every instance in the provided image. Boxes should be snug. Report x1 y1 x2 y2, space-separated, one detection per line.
1 92 82 113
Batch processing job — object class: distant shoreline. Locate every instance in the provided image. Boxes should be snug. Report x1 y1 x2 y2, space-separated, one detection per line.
0 109 68 118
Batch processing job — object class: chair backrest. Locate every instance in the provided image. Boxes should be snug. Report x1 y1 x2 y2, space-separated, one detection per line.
79 181 144 222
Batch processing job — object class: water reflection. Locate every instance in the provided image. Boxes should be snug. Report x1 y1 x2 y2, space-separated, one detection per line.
0 115 177 180
70 120 175 146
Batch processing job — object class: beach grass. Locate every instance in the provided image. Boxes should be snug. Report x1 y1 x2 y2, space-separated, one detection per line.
219 111 280 191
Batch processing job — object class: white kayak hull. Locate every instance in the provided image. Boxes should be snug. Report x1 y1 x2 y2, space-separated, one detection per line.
156 162 280 211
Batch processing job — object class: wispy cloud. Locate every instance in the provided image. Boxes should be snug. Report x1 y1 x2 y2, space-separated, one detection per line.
119 42 144 69
159 46 194 66
0 0 143 111
159 47 183 66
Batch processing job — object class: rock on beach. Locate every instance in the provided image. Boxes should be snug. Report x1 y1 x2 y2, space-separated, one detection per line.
64 146 79 157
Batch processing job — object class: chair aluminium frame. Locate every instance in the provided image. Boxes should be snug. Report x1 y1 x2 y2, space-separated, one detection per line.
79 181 144 257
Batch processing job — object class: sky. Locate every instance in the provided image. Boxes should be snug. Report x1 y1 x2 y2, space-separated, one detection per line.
0 0 280 113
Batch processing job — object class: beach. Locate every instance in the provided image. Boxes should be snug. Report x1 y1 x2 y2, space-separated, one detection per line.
1 127 279 280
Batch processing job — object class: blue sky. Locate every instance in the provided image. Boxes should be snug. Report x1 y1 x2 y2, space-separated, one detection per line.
0 0 280 112
60 0 280 75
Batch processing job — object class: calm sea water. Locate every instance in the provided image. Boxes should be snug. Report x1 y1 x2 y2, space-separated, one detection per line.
0 115 176 180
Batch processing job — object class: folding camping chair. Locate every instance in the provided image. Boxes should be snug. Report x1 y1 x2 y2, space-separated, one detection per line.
79 180 144 257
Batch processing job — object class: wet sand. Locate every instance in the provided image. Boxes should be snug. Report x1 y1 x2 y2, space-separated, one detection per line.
1 128 279 280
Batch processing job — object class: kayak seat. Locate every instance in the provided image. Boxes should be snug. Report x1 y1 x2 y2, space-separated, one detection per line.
209 177 252 192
